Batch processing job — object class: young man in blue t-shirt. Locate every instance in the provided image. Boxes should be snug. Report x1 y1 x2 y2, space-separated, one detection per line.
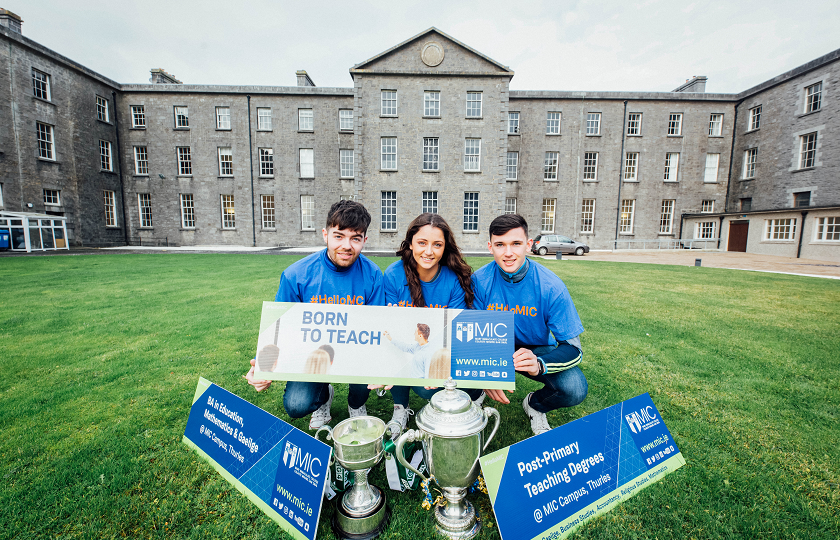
471 214 588 436
245 200 386 430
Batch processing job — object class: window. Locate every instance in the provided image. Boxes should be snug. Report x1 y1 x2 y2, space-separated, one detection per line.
339 109 353 131
659 200 675 234
257 108 272 130
300 149 314 178
104 190 117 227
799 132 817 169
381 138 397 170
463 192 479 231
381 91 397 116
701 200 715 213
301 195 315 230
37 122 55 160
668 113 682 135
134 146 148 175
508 112 520 134
381 191 397 231
580 199 595 233
180 194 195 228
44 189 60 206
340 195 354 201
546 112 561 134
216 107 231 130
464 139 481 171
620 200 635 234
709 114 723 136
221 195 236 229
137 193 153 227
259 148 274 177
765 218 796 240
174 106 189 128
340 149 354 178
544 152 559 180
218 147 233 176
423 138 439 171
695 221 716 239
794 192 811 208
624 152 639 181
743 148 757 179
815 217 840 241
663 153 679 181
506 152 518 180
704 153 720 183
748 106 761 131
424 92 440 117
177 147 192 176
586 113 600 135
740 198 752 212
583 152 598 181
805 82 822 113
261 195 275 229
131 105 145 128
466 92 482 118
298 109 313 131
505 197 517 214
627 113 642 135
96 96 110 122
100 140 113 171
541 199 556 233
32 69 51 100
423 191 438 214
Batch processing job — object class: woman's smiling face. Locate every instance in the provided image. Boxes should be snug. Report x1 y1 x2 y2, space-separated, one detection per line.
411 224 446 280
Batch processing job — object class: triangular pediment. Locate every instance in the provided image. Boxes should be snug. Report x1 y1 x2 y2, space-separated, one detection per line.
351 28 513 76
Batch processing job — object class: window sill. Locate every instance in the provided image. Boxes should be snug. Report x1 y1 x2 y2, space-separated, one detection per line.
380 115 398 119
218 176 235 180
708 135 724 139
130 127 146 130
379 169 398 173
261 228 277 231
798 109 821 118
663 180 679 184
257 129 273 132
259 175 275 179
380 230 398 234
546 133 561 137
177 175 193 178
627 134 642 137
792 167 816 173
44 204 63 210
464 170 482 174
298 130 314 133
138 227 154 230
465 117 483 120
744 128 759 134
506 178 518 182
582 180 599 183
703 181 720 184
543 178 558 182
423 116 441 119
422 170 440 174
462 230 480 234
507 132 520 136
215 128 232 132
585 134 601 137
657 233 675 237
105 226 122 229
97 119 113 126
299 177 315 180
760 240 796 244
739 177 755 182
100 170 116 175
811 240 840 244
618 233 635 237
623 179 639 183
339 129 353 134
33 96 55 106
37 157 59 164
174 127 190 131
179 228 196 231
133 174 150 178
666 135 683 138
301 228 317 232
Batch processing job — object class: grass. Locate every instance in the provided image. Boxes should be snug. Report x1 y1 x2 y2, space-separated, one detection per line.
0 253 837 540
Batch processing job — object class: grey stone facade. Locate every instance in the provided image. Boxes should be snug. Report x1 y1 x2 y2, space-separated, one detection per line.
1 20 838 258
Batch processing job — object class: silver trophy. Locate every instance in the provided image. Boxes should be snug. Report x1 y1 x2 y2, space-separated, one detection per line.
316 416 399 539
395 380 500 539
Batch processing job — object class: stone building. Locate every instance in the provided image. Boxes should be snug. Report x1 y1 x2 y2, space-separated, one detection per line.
1 11 838 260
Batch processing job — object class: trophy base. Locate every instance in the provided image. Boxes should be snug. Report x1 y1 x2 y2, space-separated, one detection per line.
434 500 480 540
333 495 390 540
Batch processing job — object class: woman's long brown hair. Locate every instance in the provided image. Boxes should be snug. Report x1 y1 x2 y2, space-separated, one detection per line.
397 213 474 308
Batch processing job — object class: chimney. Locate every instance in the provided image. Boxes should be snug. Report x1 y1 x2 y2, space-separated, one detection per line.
296 70 315 87
149 68 182 84
0 8 22 34
672 76 707 93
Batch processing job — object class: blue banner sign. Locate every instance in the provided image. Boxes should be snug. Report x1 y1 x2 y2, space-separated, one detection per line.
183 378 331 540
480 393 685 540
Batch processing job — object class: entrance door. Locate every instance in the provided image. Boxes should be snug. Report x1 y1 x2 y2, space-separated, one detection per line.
727 221 749 252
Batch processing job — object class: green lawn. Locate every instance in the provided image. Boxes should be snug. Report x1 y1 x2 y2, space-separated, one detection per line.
0 254 837 540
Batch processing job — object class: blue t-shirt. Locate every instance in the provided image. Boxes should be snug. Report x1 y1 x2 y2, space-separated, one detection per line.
275 249 385 306
384 260 467 309
471 260 583 347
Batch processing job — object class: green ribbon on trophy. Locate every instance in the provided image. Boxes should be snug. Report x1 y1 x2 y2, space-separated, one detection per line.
383 438 427 492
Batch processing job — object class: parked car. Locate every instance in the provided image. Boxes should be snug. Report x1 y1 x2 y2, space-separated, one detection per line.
531 235 590 256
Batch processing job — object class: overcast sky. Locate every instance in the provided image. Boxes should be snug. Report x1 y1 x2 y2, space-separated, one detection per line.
16 0 840 93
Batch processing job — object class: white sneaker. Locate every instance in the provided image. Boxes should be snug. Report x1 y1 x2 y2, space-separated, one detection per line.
523 392 551 436
348 404 367 417
309 384 334 430
388 405 413 438
473 391 486 407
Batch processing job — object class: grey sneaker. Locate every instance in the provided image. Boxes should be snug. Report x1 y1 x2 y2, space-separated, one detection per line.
388 405 413 438
309 384 334 430
473 391 486 407
523 392 551 435
348 403 367 417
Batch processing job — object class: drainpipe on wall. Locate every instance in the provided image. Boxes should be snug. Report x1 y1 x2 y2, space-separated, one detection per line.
613 100 628 250
678 213 685 246
112 90 129 246
247 95 256 247
717 215 725 250
796 210 808 258
723 99 743 212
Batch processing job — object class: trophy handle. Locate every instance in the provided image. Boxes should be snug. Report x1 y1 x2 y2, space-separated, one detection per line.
482 407 501 452
314 424 333 443
395 429 430 483
385 419 403 440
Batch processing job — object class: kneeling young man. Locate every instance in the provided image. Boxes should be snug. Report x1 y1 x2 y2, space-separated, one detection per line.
245 200 386 429
472 214 588 436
